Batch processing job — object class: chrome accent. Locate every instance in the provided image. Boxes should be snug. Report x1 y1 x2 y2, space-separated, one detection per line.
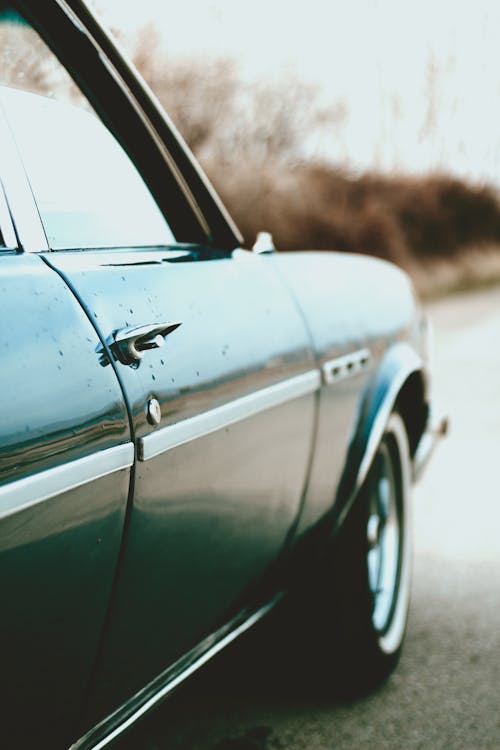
55 0 87 35
367 513 381 550
367 442 400 633
146 397 162 426
322 348 371 386
95 46 214 240
252 231 276 254
419 313 433 368
70 593 284 750
101 248 192 265
54 0 214 242
0 92 49 252
413 409 449 482
0 443 134 520
0 179 17 249
376 412 412 654
335 344 422 531
97 321 182 367
357 349 421 494
139 370 321 461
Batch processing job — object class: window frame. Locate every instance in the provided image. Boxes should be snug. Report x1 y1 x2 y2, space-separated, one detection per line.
0 98 48 252
10 0 242 253
2 87 181 252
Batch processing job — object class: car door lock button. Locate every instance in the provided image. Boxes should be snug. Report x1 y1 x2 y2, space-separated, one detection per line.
146 397 162 426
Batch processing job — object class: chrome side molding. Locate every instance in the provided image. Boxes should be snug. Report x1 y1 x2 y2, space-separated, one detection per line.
69 593 284 750
322 348 371 386
0 443 134 520
139 370 321 461
139 351 373 462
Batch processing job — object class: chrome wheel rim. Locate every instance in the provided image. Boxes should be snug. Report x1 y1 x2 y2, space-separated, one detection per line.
366 442 401 634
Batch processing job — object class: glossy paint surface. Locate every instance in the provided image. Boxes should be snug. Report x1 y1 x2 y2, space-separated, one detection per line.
0 253 130 481
0 2 432 746
46 247 318 724
268 251 419 537
0 252 131 747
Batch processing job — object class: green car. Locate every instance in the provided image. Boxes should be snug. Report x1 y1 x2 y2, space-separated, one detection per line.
0 2 445 748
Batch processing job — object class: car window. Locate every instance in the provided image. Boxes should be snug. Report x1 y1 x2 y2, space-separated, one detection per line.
0 7 175 250
3 88 175 250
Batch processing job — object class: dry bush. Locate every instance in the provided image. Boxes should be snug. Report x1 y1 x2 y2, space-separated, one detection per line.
0 16 86 106
214 163 500 272
130 25 342 169
129 32 500 282
4 14 499 295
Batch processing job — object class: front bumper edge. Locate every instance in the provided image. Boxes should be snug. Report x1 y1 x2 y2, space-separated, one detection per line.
412 407 449 482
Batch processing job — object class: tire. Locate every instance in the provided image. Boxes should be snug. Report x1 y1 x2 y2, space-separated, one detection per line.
326 411 413 695
219 413 412 700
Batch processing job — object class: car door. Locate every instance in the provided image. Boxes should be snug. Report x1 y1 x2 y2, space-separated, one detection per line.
1 82 318 723
0 114 132 747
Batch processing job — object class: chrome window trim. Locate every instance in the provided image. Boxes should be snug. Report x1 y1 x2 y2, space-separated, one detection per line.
322 348 372 386
55 0 242 248
139 370 321 461
94 49 212 240
0 93 49 252
0 442 134 520
0 178 18 249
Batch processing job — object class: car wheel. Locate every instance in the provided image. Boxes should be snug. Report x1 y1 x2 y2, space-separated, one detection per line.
217 413 412 699
326 411 412 695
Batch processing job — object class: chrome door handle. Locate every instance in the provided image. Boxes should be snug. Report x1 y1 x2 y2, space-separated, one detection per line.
97 321 182 367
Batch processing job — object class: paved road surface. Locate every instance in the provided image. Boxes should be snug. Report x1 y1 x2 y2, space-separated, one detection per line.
117 284 500 750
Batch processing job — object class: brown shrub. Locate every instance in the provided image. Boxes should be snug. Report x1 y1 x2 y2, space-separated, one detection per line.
213 163 500 270
129 35 500 275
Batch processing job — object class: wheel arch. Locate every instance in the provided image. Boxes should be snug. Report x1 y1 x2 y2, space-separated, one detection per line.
333 341 428 532
394 369 428 458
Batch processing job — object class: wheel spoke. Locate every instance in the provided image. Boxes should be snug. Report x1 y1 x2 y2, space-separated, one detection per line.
367 443 401 633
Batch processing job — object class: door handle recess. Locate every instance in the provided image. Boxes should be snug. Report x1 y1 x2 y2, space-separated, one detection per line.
97 321 182 367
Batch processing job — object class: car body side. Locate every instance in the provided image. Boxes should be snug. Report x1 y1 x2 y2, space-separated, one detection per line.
0 2 437 749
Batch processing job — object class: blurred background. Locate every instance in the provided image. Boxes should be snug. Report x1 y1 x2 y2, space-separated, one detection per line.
89 0 500 298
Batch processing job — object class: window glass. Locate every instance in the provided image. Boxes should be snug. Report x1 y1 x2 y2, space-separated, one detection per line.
0 7 175 250
3 88 175 249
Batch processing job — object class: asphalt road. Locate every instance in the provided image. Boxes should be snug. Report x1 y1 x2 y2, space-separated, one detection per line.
116 284 500 750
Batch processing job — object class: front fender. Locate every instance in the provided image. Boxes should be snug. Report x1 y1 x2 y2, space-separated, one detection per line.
333 341 425 530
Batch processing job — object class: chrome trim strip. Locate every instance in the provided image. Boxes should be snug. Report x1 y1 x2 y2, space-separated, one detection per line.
322 348 371 386
94 50 211 241
413 409 449 482
70 593 284 750
0 94 50 252
0 179 17 249
0 443 134 520
139 370 321 461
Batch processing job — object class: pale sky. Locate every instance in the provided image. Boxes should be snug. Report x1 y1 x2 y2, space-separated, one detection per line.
92 0 500 186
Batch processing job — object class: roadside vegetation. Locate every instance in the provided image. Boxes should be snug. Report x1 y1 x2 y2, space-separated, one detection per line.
130 26 500 298
215 166 500 298
5 14 499 299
